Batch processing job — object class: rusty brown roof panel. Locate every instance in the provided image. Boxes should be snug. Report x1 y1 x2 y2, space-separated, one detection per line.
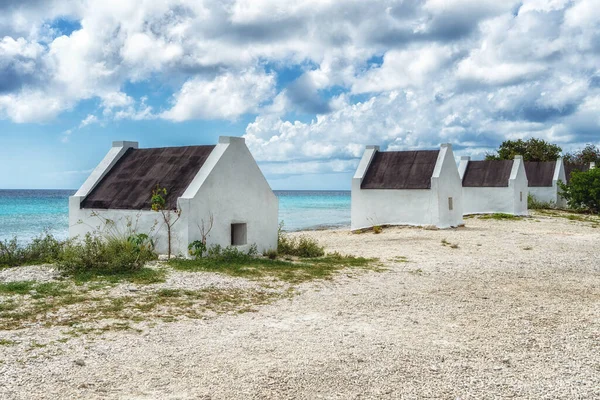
565 163 589 183
81 145 216 210
524 161 556 187
361 150 440 190
462 160 513 187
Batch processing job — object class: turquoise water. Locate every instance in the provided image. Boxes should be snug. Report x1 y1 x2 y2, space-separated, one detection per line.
0 190 351 242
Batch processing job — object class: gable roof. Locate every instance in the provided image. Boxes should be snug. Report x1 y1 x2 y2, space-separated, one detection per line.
564 163 590 183
361 150 440 189
524 161 556 187
81 145 216 210
462 160 514 187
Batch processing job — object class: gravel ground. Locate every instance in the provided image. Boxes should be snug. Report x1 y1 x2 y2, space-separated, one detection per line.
0 212 599 399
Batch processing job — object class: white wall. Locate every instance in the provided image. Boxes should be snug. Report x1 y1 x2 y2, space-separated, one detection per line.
70 137 278 256
459 156 528 216
351 144 463 230
69 202 182 255
183 136 278 254
528 159 567 208
433 144 464 227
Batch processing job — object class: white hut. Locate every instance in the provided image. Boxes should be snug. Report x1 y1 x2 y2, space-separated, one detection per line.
351 144 463 230
565 161 595 183
69 136 278 256
459 156 528 216
524 159 567 207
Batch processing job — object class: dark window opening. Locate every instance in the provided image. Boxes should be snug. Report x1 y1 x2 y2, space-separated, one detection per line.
231 223 247 246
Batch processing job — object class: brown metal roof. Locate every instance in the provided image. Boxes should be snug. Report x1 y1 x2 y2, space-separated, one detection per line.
462 160 513 187
565 163 590 183
524 161 556 187
361 150 440 190
81 145 216 210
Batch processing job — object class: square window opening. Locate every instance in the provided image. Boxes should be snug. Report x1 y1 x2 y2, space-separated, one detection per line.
231 223 247 246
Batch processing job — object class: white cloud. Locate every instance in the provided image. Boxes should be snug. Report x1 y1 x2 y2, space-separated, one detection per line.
162 69 276 121
79 114 98 128
0 0 598 179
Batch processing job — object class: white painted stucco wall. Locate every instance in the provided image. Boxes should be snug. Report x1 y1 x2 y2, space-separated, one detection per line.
351 144 463 230
459 156 528 216
528 159 567 208
182 136 278 254
69 137 278 256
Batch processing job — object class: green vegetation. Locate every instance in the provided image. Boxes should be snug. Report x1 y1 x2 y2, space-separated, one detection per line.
478 213 522 220
0 225 379 333
528 194 555 210
170 247 374 284
372 225 383 234
69 267 166 285
441 238 459 249
151 185 181 258
0 232 64 268
0 282 274 331
56 233 157 274
558 168 600 214
0 281 72 297
563 144 600 165
535 209 600 225
485 138 562 162
277 222 325 258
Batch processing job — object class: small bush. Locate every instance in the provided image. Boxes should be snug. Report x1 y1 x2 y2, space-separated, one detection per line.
203 244 259 263
373 225 383 234
528 194 554 210
277 222 325 258
264 250 278 260
0 232 64 268
559 168 600 213
57 233 156 274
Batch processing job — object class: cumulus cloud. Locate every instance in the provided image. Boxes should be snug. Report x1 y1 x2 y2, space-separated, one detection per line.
0 0 598 177
162 69 276 121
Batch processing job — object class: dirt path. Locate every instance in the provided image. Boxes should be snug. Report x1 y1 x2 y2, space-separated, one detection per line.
1 213 599 399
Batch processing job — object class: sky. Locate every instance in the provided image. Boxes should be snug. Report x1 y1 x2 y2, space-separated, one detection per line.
0 0 599 190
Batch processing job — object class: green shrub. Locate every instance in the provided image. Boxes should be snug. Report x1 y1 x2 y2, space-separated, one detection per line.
188 240 206 259
264 249 278 260
56 233 157 274
277 222 325 258
373 225 383 234
0 232 64 268
197 243 261 263
528 194 554 210
558 168 600 213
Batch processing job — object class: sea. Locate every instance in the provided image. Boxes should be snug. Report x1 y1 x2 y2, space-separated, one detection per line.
0 190 351 243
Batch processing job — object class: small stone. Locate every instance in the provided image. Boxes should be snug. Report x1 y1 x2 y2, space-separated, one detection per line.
74 359 86 367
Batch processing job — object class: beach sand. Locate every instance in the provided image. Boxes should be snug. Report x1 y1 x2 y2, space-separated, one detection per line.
1 212 599 399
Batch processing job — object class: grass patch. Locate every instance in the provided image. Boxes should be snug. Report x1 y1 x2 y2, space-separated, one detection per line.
528 194 555 210
478 213 522 220
535 210 600 225
0 339 16 346
441 239 459 249
69 267 166 285
0 281 72 297
170 252 375 284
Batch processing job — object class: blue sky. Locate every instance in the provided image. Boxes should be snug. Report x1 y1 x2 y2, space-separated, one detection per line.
0 0 599 190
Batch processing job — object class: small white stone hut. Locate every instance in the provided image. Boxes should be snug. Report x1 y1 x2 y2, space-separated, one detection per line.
524 159 567 207
351 143 463 230
69 136 278 256
459 156 528 216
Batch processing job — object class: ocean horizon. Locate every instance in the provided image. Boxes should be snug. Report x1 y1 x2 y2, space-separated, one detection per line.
0 189 351 243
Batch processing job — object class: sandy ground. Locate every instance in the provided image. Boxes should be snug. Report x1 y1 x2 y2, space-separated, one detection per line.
1 212 599 399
